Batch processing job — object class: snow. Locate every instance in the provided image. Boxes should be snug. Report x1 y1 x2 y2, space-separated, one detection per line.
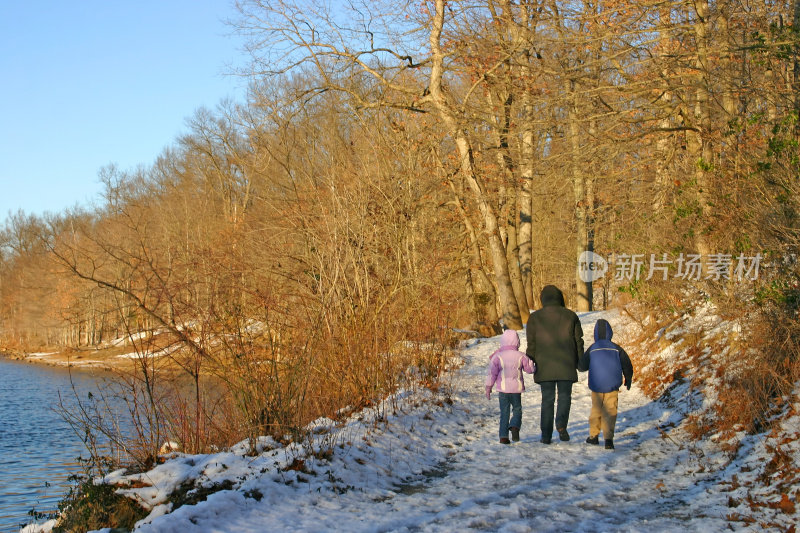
115 344 180 359
19 520 57 533
21 309 799 532
109 330 163 347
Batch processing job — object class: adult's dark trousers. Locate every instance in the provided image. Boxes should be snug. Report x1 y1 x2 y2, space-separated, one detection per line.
539 380 573 438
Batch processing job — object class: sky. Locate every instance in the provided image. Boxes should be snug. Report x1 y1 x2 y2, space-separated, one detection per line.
0 1 249 223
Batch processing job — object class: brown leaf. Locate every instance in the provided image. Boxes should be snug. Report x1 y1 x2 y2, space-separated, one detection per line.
767 493 796 515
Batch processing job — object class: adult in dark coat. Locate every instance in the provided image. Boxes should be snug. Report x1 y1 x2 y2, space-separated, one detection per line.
525 285 584 443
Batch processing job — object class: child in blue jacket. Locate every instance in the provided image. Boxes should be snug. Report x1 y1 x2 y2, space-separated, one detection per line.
578 318 633 450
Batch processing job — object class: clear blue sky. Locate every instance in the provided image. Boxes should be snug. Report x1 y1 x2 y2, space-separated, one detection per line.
0 1 248 222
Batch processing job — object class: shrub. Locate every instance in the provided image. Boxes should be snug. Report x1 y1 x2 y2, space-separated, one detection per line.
52 472 147 533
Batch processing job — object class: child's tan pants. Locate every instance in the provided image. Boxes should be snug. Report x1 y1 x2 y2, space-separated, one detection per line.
589 390 619 440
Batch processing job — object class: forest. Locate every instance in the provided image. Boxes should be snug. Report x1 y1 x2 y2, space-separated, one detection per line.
1 0 799 466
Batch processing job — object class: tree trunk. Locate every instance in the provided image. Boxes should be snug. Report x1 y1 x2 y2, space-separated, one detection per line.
494 0 536 312
568 87 592 311
519 119 535 310
488 88 531 318
691 0 713 257
794 0 800 139
504 214 528 320
653 3 675 213
428 0 523 329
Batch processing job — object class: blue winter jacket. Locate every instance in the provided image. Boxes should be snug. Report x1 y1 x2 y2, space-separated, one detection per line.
578 319 634 393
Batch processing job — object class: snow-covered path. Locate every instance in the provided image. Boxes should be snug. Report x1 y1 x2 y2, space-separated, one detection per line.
281 310 717 533
93 309 756 533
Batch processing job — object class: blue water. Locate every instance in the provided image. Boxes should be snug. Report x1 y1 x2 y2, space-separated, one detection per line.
0 358 116 533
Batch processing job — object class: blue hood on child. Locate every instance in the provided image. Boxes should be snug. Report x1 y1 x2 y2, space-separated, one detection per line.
594 318 613 341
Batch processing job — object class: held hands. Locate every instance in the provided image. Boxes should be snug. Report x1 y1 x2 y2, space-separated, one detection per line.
624 380 631 391
485 386 492 400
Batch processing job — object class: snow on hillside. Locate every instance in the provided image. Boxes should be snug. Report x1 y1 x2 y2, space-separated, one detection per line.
23 309 799 532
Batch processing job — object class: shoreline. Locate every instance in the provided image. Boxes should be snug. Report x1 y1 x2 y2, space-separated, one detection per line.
0 348 136 372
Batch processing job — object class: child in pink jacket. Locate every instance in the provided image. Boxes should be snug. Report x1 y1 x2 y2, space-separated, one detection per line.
485 329 536 444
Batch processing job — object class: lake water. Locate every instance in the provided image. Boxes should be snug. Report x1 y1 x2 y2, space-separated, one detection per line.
0 358 116 533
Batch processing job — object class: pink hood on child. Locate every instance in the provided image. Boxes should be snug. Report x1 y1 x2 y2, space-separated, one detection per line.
499 329 521 350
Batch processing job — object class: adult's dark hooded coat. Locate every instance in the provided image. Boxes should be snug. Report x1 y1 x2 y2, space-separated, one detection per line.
525 285 584 383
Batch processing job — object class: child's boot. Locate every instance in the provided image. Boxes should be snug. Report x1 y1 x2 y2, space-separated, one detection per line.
585 435 599 445
604 439 614 450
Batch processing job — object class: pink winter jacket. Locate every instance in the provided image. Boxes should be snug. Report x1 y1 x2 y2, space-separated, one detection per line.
485 329 536 394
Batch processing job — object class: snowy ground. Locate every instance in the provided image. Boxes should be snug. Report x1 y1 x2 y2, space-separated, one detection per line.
23 309 799 532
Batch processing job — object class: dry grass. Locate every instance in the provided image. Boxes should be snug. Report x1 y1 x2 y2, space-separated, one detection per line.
57 295 460 473
714 317 800 437
623 289 800 447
